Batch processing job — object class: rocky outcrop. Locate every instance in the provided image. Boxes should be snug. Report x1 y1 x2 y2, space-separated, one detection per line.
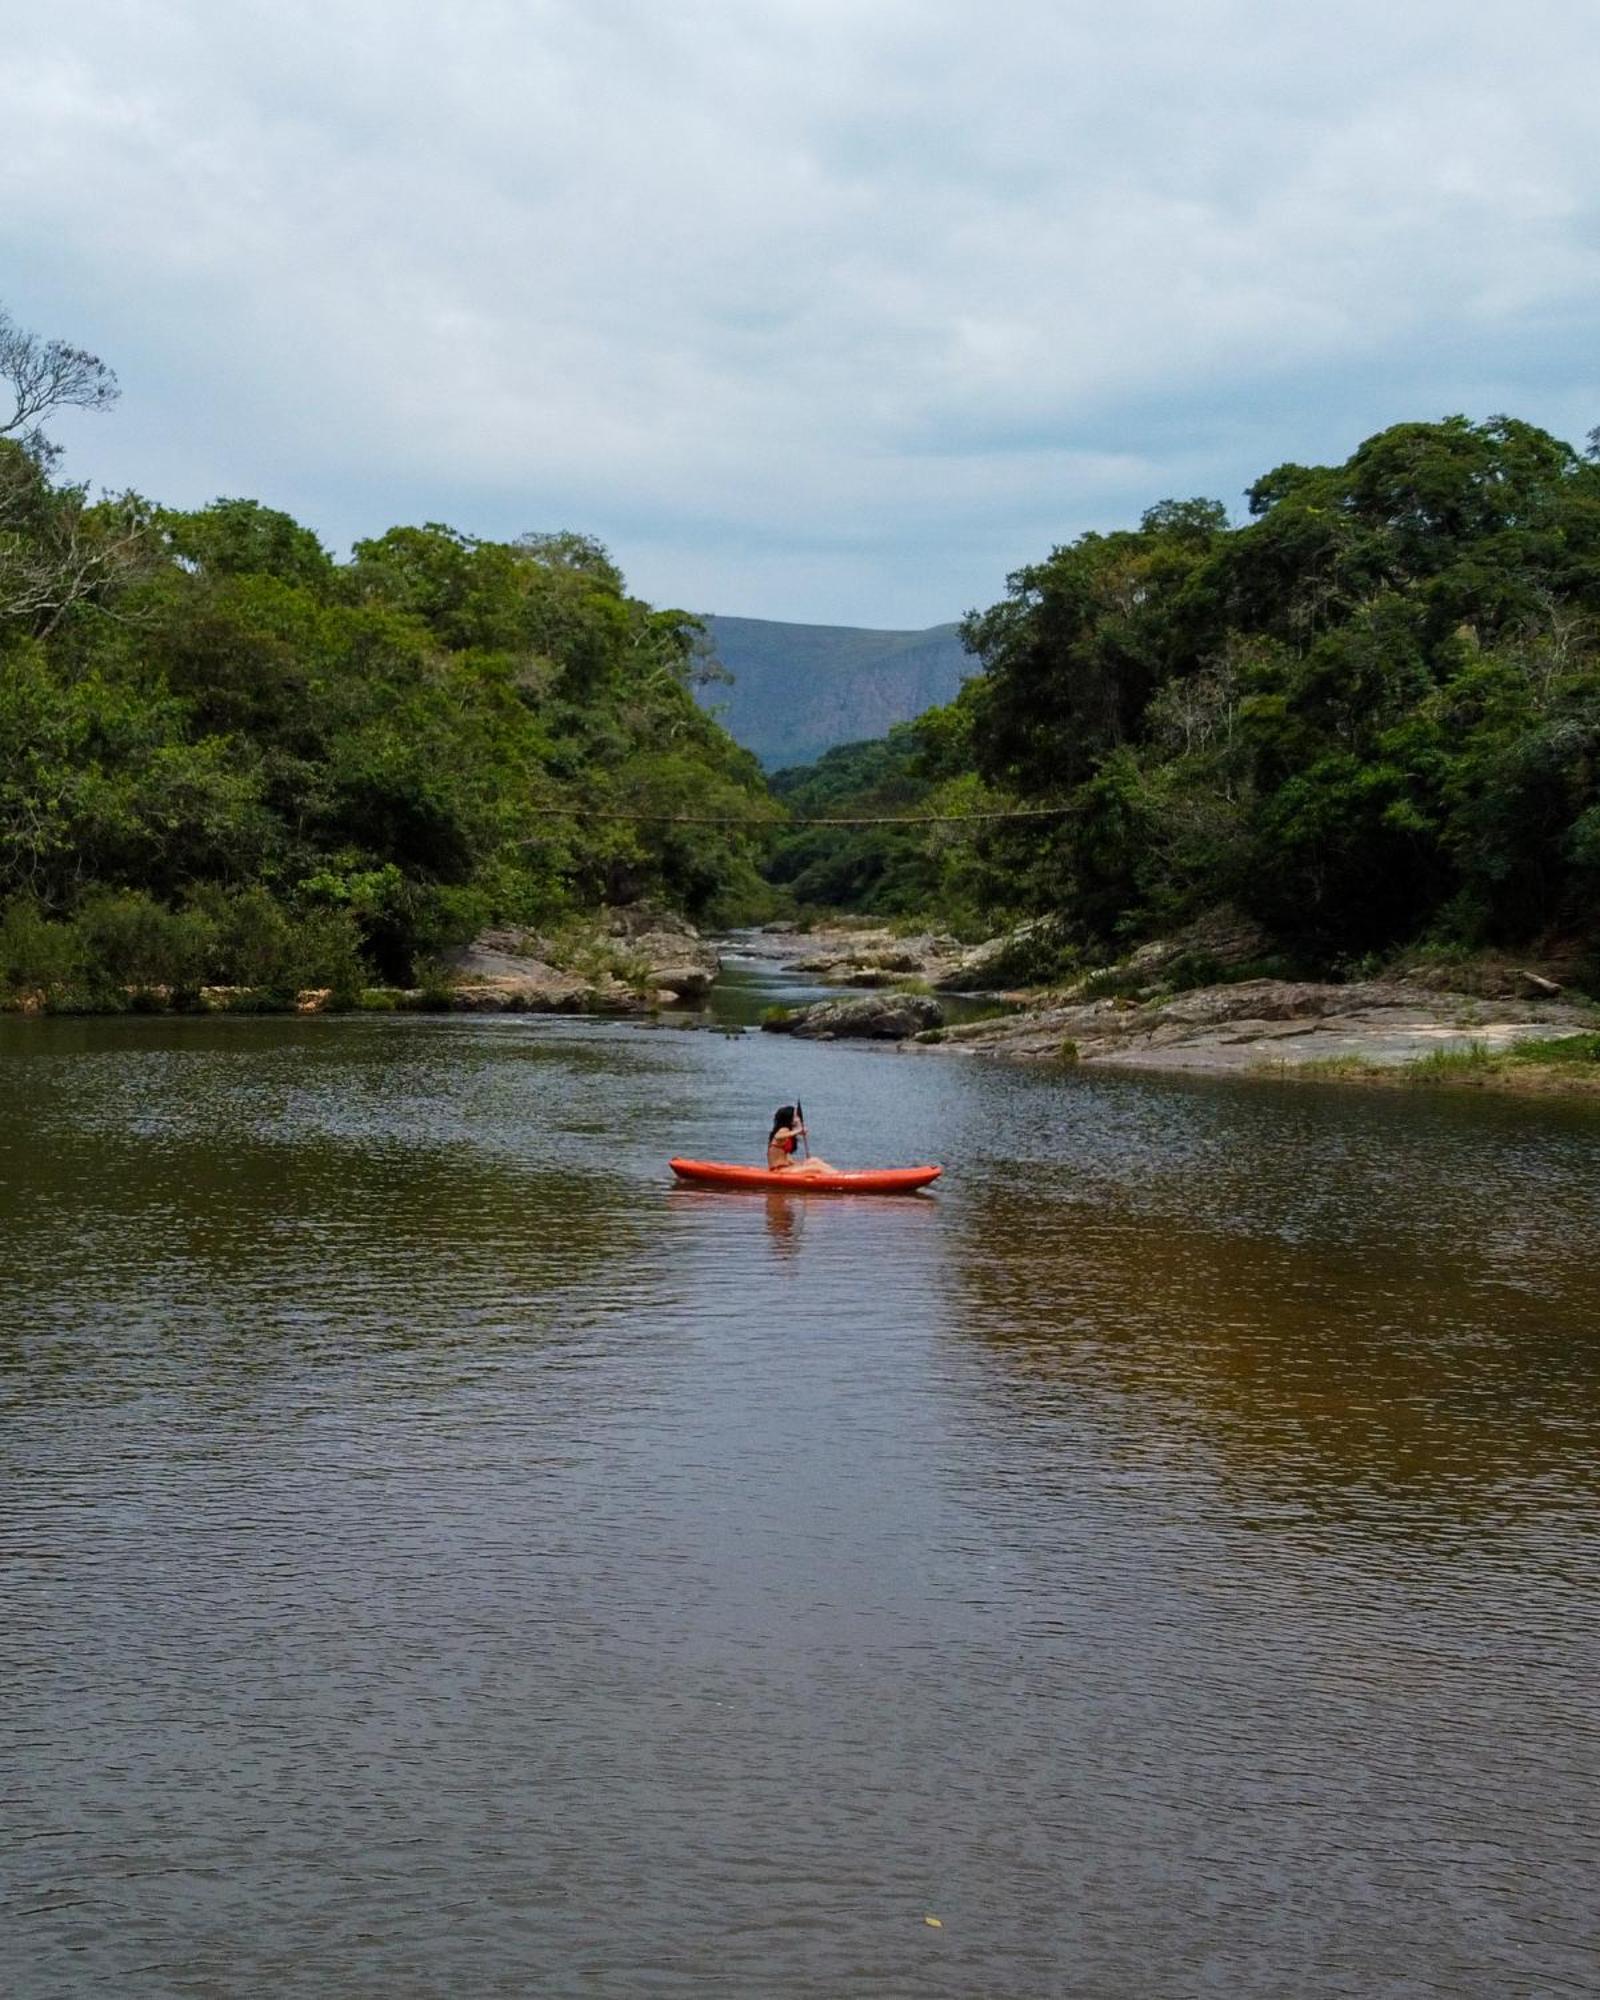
763 992 945 1040
443 909 719 1012
784 927 965 986
445 930 595 1004
1113 907 1271 981
600 908 720 999
915 977 1597 1073
931 917 1067 991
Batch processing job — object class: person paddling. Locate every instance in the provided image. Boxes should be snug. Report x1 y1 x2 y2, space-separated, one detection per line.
767 1104 835 1176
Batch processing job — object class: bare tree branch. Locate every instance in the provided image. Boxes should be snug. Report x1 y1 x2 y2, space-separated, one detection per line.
0 454 158 636
0 305 120 463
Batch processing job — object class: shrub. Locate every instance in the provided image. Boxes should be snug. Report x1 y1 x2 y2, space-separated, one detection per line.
75 892 215 991
0 900 86 997
197 888 364 996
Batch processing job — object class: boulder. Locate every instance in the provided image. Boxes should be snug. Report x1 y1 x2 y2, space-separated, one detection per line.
764 992 945 1040
1123 907 1271 977
602 907 721 998
935 916 1066 991
443 929 593 1007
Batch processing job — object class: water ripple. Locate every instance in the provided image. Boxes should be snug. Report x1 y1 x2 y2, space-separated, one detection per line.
2 1013 1598 1998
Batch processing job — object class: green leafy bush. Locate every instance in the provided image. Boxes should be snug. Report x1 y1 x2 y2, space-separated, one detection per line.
0 900 86 997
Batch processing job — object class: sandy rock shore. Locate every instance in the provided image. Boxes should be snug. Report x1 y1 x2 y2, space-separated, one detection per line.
913 978 1596 1074
741 917 1596 1079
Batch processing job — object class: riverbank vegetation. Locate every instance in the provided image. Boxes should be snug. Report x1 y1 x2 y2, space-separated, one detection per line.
1 307 772 1011
10 298 1600 1023
765 417 1600 995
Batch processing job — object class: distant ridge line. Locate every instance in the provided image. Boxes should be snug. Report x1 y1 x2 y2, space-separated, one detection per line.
698 612 974 769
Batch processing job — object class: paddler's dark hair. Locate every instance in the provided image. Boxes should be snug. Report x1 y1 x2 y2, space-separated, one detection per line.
770 1105 796 1137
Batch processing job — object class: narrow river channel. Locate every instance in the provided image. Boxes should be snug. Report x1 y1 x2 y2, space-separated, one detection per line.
4 962 1598 1998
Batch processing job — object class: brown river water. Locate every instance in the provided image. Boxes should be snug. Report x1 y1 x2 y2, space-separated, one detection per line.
3 956 1599 1998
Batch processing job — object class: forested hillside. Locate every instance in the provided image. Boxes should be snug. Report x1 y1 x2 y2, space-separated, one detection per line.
700 613 970 767
766 417 1600 982
10 299 1599 1004
0 310 771 1005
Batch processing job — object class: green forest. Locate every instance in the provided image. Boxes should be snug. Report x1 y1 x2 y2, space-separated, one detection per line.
0 309 772 1008
8 298 1600 1008
769 415 1600 986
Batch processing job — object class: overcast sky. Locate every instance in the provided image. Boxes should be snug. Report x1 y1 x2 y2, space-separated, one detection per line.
4 0 1598 626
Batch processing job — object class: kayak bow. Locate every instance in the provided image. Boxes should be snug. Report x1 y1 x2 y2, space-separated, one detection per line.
669 1158 941 1195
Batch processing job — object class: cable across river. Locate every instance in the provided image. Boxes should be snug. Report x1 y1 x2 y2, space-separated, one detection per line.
518 804 1070 828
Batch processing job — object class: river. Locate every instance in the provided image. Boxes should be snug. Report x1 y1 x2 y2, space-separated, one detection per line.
4 960 1599 1998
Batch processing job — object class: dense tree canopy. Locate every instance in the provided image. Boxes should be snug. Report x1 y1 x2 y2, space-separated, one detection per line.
8 301 1598 1003
0 312 771 1002
776 416 1600 977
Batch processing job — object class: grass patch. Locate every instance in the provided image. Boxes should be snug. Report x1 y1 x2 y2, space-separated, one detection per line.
1074 965 1149 1002
1261 1032 1600 1097
216 987 298 1014
1508 1032 1600 1065
1406 1041 1497 1081
1268 1052 1384 1080
398 983 460 1013
1070 952 1294 1004
1269 1042 1501 1085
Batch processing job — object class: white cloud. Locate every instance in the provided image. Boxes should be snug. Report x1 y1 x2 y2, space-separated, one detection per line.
4 0 1599 622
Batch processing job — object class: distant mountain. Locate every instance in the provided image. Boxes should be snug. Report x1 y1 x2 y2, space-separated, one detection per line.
698 614 974 770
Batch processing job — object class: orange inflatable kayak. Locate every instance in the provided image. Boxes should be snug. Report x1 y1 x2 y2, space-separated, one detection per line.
669 1158 942 1195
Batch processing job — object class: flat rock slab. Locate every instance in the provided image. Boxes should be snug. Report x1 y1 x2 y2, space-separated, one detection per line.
906 979 1595 1075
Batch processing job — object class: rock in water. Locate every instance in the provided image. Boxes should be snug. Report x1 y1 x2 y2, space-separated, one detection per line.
764 993 944 1040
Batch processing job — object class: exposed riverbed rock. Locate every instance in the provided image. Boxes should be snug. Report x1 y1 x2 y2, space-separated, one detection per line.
443 930 617 1010
914 976 1596 1073
932 917 1067 992
444 909 718 1011
1117 907 1272 980
764 992 945 1040
771 926 965 985
600 907 721 999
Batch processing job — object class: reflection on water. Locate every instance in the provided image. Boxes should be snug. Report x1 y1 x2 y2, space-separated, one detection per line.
3 1012 1599 1999
955 1181 1600 1524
